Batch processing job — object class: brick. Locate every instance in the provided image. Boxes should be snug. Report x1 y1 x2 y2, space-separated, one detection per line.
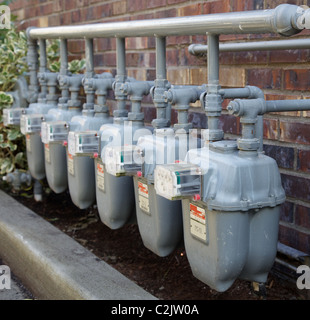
281 174 310 202
219 114 241 135
127 0 146 12
127 69 147 81
270 49 310 64
146 69 156 81
142 105 156 124
167 68 190 85
94 52 116 68
189 68 208 86
178 3 201 16
94 4 113 20
76 0 89 7
284 69 310 91
203 0 231 14
113 0 127 16
279 201 294 224
53 0 63 12
263 144 294 169
246 68 281 90
279 225 310 254
166 35 190 46
126 52 141 67
167 0 188 4
68 40 85 54
231 0 255 11
280 121 310 145
25 6 38 19
38 2 53 15
146 0 166 10
125 37 149 50
188 110 207 130
297 149 310 173
142 52 156 69
65 0 76 11
234 50 268 65
219 52 235 65
166 49 179 67
71 9 82 24
60 11 72 25
48 15 60 27
219 67 245 88
295 205 310 229
95 38 116 52
154 8 177 19
263 118 278 140
38 16 49 27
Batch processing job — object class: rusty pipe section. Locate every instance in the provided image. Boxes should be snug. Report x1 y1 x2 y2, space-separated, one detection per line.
27 4 309 39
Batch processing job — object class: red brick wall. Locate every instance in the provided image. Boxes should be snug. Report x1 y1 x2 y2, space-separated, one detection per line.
10 0 310 255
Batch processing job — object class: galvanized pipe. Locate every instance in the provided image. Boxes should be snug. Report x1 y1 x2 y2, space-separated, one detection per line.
39 39 47 73
207 34 219 85
37 39 48 103
85 38 95 78
205 34 223 142
26 35 39 103
60 39 68 76
116 37 126 79
188 38 310 55
156 36 166 81
219 86 264 152
266 99 310 113
83 38 97 115
27 4 308 39
151 36 171 129
113 37 128 118
57 39 70 110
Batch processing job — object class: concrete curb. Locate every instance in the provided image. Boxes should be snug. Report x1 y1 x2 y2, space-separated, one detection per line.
0 190 157 300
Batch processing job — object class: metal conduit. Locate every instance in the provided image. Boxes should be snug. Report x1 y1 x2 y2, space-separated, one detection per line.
188 38 310 55
27 4 309 39
266 98 310 113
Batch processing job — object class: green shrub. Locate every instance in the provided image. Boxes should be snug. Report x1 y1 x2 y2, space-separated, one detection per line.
0 30 86 177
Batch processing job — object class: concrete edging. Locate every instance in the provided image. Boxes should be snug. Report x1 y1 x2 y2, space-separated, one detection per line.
0 190 157 300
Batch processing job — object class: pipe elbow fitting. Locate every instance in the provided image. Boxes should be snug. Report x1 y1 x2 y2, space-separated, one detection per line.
228 98 266 121
245 86 264 99
273 4 308 36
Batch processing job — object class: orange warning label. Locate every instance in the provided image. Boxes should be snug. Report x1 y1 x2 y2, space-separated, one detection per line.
97 163 104 175
138 181 148 197
190 203 205 224
67 152 74 175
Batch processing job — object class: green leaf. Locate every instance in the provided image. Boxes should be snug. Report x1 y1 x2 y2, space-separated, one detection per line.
14 151 25 166
7 128 20 141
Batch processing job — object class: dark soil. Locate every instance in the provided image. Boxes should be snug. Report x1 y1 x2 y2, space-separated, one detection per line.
8 188 309 301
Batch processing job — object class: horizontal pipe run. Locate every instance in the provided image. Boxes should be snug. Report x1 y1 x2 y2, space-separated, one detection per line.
189 38 310 55
266 99 310 113
27 4 306 39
